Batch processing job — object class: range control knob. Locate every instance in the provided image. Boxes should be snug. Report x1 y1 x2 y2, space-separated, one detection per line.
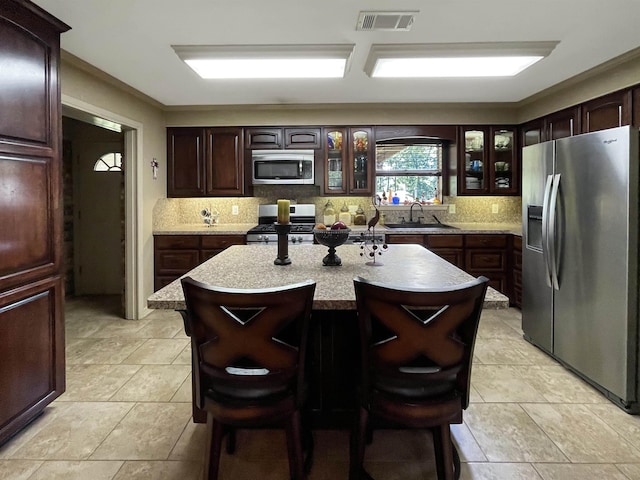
291 236 297 244
297 236 303 243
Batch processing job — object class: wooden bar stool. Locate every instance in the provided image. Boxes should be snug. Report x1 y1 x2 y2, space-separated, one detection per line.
350 276 489 480
181 277 316 480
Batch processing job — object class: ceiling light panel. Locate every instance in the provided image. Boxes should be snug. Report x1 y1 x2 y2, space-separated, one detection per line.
364 42 559 78
173 44 355 79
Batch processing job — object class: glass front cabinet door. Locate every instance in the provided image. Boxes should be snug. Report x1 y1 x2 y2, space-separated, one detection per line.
459 126 518 195
349 128 373 195
461 128 487 194
324 128 347 194
490 127 518 194
323 127 374 195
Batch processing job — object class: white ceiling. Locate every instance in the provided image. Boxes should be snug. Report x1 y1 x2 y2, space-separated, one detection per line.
33 0 640 107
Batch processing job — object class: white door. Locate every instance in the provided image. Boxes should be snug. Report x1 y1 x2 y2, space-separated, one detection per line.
74 141 123 295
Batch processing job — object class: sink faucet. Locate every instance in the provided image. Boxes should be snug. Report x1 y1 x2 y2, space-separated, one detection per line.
409 202 424 223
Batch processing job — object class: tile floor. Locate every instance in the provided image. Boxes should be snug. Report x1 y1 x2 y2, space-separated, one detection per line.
1 296 640 479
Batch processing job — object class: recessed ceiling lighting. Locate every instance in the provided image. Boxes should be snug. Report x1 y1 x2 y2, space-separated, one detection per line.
364 42 559 78
172 44 355 79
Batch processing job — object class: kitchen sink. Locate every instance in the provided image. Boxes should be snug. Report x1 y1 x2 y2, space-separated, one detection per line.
384 223 458 229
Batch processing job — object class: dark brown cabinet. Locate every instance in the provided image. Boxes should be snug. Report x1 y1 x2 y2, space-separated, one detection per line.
581 89 632 133
0 0 69 445
511 235 522 308
459 126 518 195
245 127 321 149
520 119 544 147
154 234 246 290
464 234 508 294
167 127 246 197
323 127 375 195
386 233 509 296
545 107 581 140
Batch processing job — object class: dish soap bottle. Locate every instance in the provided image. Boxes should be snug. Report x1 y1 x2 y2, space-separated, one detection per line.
339 202 351 226
323 200 336 226
353 205 367 225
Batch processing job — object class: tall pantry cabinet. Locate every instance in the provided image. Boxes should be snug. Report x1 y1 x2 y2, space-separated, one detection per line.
0 0 69 444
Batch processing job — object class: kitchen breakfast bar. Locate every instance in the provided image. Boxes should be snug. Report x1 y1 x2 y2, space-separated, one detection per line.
148 243 509 426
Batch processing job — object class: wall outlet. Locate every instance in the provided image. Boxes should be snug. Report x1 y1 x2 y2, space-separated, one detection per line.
448 204 456 214
232 205 239 215
491 204 499 214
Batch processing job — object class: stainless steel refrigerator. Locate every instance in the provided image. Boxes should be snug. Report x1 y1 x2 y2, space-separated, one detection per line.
522 125 639 413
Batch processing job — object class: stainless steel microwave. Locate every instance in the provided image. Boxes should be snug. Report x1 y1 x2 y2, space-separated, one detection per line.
251 149 315 185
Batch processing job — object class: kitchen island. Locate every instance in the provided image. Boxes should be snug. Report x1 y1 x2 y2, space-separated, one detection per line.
148 243 508 426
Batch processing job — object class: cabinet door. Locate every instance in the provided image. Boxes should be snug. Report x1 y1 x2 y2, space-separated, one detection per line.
633 87 640 126
323 128 347 194
490 127 518 195
385 234 425 244
349 127 374 195
205 127 244 196
245 128 282 149
167 127 205 197
520 119 544 146
581 89 632 133
459 127 488 194
284 128 321 149
545 107 580 140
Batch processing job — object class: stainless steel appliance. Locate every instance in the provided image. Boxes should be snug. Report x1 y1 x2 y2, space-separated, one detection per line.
251 149 315 185
522 125 639 413
247 204 316 244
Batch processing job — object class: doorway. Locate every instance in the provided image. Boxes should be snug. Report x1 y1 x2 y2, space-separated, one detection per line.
62 117 125 312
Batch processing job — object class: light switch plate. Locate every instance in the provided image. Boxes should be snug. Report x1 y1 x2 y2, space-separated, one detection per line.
232 205 239 215
448 204 456 214
491 204 499 214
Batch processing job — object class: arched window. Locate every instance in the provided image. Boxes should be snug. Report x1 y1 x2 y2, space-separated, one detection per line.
94 152 122 172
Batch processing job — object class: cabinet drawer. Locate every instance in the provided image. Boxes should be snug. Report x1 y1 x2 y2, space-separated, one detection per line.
465 250 507 270
425 234 464 248
430 248 464 269
513 250 522 270
201 235 246 249
513 235 522 250
385 234 425 244
465 234 508 248
245 128 282 149
155 250 200 273
154 235 200 249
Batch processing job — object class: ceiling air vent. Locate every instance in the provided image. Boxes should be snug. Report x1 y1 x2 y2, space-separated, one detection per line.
356 11 418 31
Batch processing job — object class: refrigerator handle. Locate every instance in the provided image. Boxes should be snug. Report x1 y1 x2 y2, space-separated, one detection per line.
548 173 561 290
541 174 554 288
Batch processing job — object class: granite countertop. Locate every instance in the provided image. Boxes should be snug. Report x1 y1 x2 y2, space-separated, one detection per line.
148 243 510 311
153 222 522 236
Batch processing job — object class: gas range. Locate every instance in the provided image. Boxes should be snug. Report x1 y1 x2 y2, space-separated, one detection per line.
246 204 316 245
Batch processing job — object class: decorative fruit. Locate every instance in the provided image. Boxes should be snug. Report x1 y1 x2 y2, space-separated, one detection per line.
331 221 348 230
315 223 327 230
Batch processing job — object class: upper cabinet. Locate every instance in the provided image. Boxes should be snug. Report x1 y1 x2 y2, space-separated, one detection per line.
520 119 544 147
167 127 246 197
544 107 581 140
458 126 518 196
245 127 321 149
581 90 632 133
323 127 374 195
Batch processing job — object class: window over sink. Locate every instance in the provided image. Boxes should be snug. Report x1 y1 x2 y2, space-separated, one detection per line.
375 141 444 204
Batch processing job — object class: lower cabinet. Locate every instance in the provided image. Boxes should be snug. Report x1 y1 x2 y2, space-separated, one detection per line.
0 277 65 445
386 232 512 298
154 235 246 291
512 236 522 308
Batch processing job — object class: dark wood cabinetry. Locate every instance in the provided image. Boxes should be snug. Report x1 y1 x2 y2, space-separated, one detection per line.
154 234 246 290
167 127 246 197
245 127 321 149
323 127 375 195
0 0 69 445
581 90 632 133
544 107 581 140
386 233 509 295
520 119 544 147
459 126 518 195
511 235 522 308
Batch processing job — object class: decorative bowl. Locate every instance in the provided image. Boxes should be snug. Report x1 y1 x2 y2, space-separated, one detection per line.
313 228 351 266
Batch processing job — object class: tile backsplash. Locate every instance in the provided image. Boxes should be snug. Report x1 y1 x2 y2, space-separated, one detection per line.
153 188 521 229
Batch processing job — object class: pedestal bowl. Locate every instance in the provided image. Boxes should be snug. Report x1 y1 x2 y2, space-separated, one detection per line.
313 228 351 266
